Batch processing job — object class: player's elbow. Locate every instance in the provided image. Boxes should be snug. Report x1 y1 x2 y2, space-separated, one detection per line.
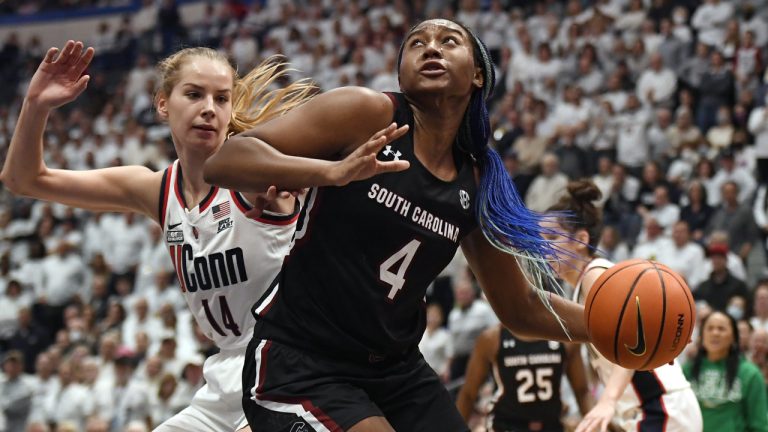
0 167 33 197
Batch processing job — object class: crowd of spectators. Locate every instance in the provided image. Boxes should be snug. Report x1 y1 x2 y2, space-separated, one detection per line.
1 0 768 431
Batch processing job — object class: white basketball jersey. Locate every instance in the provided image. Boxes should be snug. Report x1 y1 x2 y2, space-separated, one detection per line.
160 161 297 351
573 258 693 419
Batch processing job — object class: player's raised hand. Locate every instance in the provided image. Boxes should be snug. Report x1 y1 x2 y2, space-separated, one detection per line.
26 40 94 110
330 122 410 186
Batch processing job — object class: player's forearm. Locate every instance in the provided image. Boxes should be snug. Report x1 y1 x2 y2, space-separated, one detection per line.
601 366 634 403
533 293 590 343
1 99 51 196
455 389 476 421
204 135 339 192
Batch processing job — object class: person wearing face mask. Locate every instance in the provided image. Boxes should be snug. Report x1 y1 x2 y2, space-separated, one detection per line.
726 296 749 322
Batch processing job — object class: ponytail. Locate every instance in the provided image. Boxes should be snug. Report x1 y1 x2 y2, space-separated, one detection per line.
456 24 575 337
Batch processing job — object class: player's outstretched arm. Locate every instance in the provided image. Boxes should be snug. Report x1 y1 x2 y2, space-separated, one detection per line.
1 41 161 218
574 365 633 432
461 229 590 343
203 87 409 192
456 325 497 421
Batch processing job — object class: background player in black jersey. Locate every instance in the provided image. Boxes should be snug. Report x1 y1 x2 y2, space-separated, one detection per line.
205 19 597 432
457 323 594 432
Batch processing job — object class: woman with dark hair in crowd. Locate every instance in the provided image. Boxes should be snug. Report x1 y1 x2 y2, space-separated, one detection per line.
205 18 594 432
683 310 768 432
681 179 714 242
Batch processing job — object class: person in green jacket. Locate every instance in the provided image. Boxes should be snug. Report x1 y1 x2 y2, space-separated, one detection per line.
683 310 768 432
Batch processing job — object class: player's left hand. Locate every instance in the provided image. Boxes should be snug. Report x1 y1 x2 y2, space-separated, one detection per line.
329 122 410 186
575 399 615 432
244 185 303 218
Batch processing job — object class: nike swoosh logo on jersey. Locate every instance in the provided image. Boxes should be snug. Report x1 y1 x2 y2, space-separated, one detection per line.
624 296 647 357
168 222 182 230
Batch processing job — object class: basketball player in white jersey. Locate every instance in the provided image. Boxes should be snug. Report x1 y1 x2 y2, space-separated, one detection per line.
541 180 702 432
1 41 406 431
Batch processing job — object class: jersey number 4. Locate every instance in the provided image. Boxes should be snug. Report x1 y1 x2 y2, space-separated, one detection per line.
202 296 241 337
516 367 554 403
380 239 422 300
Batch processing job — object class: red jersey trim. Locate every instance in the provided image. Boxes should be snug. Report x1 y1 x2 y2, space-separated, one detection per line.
230 191 300 226
158 164 173 227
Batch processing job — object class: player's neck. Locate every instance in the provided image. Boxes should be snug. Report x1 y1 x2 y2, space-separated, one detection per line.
178 158 211 207
563 258 589 288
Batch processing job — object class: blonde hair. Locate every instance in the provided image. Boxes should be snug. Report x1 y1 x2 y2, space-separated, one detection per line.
156 47 316 136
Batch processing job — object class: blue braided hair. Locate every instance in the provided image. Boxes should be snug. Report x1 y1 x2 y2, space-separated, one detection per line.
398 20 575 337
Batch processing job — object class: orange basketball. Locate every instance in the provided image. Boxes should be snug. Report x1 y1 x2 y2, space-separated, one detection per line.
584 259 696 371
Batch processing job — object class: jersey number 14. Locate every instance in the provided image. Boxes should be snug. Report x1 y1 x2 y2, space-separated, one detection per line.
202 296 241 337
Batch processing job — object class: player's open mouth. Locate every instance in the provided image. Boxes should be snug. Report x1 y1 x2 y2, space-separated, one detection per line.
419 61 447 77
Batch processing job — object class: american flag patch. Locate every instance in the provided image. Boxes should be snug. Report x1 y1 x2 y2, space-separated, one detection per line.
212 202 231 220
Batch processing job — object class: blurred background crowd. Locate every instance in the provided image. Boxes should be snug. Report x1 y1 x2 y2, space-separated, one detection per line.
1 0 768 431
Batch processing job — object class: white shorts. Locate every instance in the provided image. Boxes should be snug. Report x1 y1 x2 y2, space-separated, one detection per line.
616 388 702 432
154 349 248 432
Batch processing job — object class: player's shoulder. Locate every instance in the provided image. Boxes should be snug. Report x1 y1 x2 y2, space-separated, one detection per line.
320 86 394 119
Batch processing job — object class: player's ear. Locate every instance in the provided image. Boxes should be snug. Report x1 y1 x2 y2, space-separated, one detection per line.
156 92 169 120
576 229 590 252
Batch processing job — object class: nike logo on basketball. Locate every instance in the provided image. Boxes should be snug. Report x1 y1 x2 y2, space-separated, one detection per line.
625 296 646 356
168 222 182 230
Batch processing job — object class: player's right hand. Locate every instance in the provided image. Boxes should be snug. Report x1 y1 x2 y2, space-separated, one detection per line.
26 40 94 110
329 122 410 186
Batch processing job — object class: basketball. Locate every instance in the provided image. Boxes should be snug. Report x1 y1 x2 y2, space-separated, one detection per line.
584 259 696 371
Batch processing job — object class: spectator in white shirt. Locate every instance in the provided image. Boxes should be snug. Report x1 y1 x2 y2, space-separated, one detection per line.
419 303 453 383
747 94 768 183
642 185 681 235
691 0 734 47
615 94 652 172
525 153 569 212
448 273 498 380
44 359 94 430
710 148 757 205
664 221 707 287
750 284 768 332
122 297 162 350
632 217 674 261
637 53 677 108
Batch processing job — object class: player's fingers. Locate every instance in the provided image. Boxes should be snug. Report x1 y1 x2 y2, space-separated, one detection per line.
78 47 95 70
360 134 388 155
73 75 90 94
384 124 409 142
370 122 397 141
599 418 610 432
67 42 83 67
377 160 410 174
57 40 75 64
43 47 59 64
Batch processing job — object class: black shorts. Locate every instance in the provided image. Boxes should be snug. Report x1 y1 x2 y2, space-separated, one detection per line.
242 338 468 432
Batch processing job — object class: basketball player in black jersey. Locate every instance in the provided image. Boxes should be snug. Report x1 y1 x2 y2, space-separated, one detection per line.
205 19 596 432
457 324 594 432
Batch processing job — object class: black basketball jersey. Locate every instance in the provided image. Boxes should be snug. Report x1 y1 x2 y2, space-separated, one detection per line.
252 92 478 362
488 328 565 432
